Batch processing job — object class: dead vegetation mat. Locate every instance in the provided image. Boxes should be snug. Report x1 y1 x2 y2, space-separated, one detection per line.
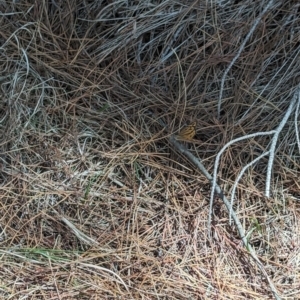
0 1 300 299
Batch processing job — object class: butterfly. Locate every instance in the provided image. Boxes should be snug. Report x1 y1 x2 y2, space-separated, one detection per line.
176 121 196 140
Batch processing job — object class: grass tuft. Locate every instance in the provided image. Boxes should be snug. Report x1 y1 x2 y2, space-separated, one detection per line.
0 0 299 299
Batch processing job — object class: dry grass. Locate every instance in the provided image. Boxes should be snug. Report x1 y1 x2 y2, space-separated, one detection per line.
0 0 300 299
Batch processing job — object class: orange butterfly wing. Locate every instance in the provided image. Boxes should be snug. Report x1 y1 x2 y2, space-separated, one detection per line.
176 122 196 140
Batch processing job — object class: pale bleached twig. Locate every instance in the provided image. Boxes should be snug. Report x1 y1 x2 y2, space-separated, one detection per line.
217 0 276 118
265 87 300 197
209 130 276 230
229 151 270 225
77 263 129 292
169 135 281 300
295 90 300 153
52 209 99 247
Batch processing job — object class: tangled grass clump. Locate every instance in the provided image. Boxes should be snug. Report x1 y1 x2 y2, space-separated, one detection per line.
0 1 299 299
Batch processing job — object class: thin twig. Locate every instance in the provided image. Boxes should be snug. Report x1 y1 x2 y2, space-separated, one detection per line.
209 130 276 229
52 209 99 247
217 0 276 118
229 151 270 225
265 87 300 197
169 135 281 300
295 90 300 153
